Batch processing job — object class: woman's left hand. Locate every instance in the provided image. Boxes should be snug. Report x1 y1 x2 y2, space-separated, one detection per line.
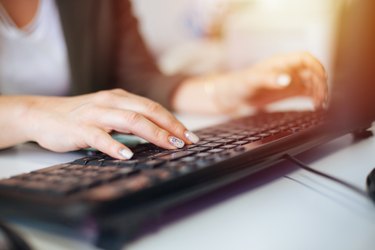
173 52 328 114
238 52 328 109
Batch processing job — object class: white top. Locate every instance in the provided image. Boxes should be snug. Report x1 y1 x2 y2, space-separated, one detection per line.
0 0 71 96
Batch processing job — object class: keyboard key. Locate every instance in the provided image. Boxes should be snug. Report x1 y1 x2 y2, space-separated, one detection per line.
194 140 210 146
206 137 225 142
227 135 246 140
86 159 107 166
73 157 97 165
157 151 195 161
233 141 249 145
215 139 235 144
247 136 261 141
220 144 238 150
187 146 210 152
269 129 281 134
186 144 198 149
208 148 225 154
200 142 223 148
258 133 271 138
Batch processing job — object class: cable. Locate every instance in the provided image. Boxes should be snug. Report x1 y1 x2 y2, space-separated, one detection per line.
284 154 369 199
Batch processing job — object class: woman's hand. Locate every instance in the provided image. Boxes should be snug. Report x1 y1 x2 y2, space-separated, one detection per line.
234 51 328 109
173 52 328 114
0 89 199 159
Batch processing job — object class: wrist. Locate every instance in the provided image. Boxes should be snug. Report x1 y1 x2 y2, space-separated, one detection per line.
0 96 40 147
22 95 63 143
14 96 39 143
172 76 224 114
202 75 239 114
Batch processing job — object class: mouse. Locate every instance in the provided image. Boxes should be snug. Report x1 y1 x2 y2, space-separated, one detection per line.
366 168 375 202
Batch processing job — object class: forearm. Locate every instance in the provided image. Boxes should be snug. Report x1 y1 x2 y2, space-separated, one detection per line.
0 96 33 149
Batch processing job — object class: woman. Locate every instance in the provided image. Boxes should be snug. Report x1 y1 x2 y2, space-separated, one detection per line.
0 0 327 159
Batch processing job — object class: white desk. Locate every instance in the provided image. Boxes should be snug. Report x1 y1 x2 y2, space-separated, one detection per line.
0 114 374 250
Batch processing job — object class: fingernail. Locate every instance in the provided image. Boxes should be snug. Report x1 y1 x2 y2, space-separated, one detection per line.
276 73 292 87
168 136 185 148
184 131 200 144
119 148 134 159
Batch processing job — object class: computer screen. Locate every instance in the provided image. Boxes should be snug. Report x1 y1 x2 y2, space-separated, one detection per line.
330 0 375 129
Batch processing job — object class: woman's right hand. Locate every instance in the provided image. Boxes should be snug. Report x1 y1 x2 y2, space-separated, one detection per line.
1 89 199 159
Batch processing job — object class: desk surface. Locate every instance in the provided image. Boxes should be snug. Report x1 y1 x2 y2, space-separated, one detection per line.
0 114 374 250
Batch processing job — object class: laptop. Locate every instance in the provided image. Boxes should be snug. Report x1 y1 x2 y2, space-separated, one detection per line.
0 0 374 249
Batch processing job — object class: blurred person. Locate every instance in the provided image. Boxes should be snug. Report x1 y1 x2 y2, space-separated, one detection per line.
0 0 327 159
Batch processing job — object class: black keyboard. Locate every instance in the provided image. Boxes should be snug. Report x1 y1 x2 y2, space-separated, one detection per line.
0 111 328 249
0 111 324 198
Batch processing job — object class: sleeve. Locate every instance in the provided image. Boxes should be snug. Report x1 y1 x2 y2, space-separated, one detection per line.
113 0 187 110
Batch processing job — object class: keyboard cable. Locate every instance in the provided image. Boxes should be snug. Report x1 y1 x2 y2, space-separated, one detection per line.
283 154 370 199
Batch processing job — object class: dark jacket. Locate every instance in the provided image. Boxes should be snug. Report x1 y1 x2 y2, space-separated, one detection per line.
56 0 185 109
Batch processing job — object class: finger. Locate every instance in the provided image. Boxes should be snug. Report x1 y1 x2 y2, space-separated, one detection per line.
274 52 327 86
311 73 328 108
87 108 186 150
298 69 328 108
106 90 199 144
305 53 327 77
84 127 134 160
298 52 327 83
126 94 198 143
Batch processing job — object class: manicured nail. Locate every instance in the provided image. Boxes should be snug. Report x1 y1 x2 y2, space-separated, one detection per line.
119 148 134 159
168 136 185 148
276 73 292 87
184 131 200 144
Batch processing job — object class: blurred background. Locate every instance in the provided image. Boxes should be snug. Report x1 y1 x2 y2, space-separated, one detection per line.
131 0 342 78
